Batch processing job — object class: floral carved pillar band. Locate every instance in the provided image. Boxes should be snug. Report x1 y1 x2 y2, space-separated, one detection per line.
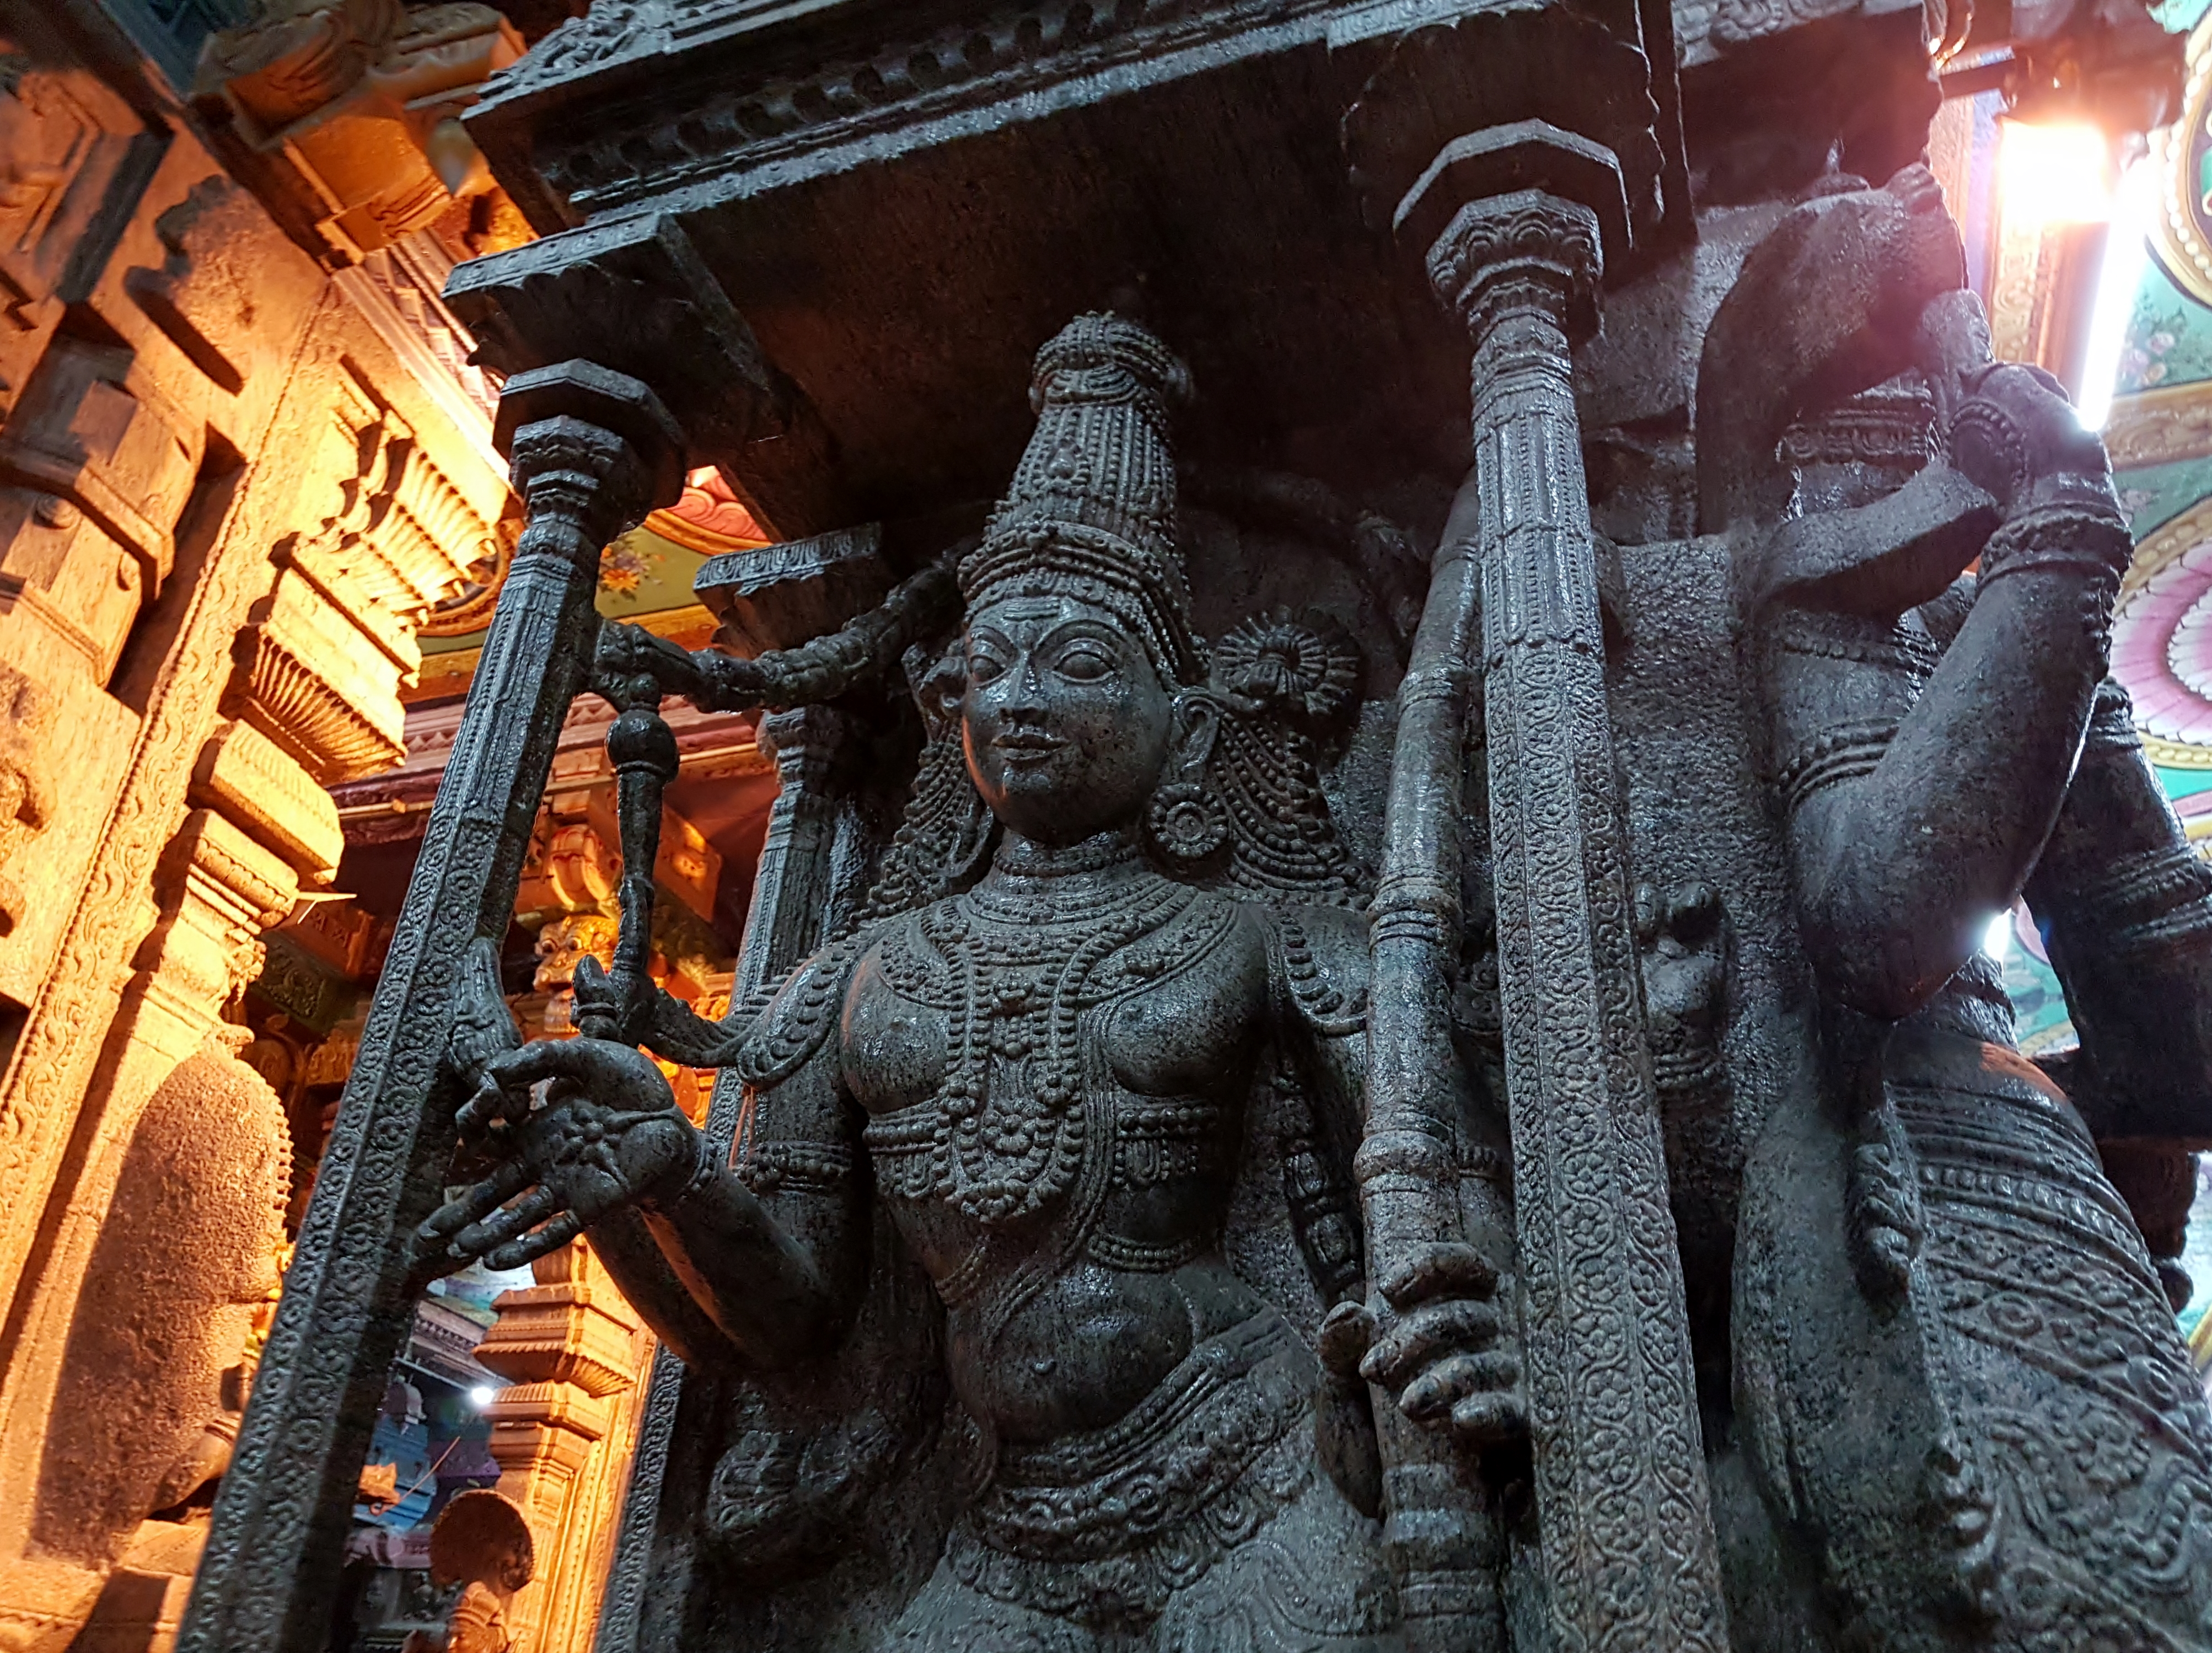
180 363 682 1652
1430 186 1730 1653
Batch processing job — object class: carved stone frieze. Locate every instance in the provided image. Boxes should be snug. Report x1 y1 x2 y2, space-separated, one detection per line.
194 0 524 262
504 0 1337 216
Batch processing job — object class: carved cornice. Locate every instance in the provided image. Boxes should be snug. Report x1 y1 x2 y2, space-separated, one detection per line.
488 0 1344 219
2103 382 2212 470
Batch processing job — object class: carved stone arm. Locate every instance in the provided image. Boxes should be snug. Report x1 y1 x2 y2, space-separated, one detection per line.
1792 498 2131 1021
622 955 873 1369
2025 679 2212 1144
593 553 959 712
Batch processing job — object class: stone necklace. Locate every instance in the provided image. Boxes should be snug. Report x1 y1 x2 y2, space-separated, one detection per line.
883 839 1200 1226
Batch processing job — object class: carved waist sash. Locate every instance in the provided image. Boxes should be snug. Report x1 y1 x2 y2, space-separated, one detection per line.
944 1307 1318 1623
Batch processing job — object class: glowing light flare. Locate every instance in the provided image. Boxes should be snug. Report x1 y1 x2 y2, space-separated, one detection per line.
468 1384 497 1408
1999 120 2116 226
2076 158 2155 432
1984 910 2016 958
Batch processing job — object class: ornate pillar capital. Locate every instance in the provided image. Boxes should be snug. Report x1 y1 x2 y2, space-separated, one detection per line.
1425 188 1603 350
497 359 687 569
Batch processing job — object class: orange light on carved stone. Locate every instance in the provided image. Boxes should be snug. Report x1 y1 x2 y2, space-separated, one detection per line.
645 466 772 554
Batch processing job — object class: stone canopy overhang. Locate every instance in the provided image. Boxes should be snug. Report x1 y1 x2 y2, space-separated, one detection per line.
449 0 1692 541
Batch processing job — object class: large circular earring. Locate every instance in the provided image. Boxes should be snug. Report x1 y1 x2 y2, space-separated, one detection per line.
1146 780 1228 866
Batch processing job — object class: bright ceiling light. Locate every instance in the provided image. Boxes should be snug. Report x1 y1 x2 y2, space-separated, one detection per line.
2076 158 2154 432
468 1384 497 1408
2000 119 2115 226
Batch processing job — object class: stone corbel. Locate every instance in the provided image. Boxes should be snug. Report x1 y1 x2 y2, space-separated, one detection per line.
191 718 345 888
229 365 496 784
137 810 301 1067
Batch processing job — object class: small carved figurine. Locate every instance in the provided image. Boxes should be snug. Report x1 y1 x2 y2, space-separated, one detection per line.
400 1488 536 1653
429 315 1514 1651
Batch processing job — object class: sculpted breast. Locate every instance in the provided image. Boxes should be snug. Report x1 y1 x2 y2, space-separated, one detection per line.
839 949 948 1115
1103 906 1268 1097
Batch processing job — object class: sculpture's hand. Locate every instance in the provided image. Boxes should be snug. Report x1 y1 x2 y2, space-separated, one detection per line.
593 619 706 708
1950 363 2118 519
422 1038 703 1271
1320 1241 1526 1447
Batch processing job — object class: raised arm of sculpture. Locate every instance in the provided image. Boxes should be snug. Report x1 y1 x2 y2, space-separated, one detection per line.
1781 364 2132 1021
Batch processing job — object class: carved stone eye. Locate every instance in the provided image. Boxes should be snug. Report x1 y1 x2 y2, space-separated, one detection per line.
1053 643 1113 682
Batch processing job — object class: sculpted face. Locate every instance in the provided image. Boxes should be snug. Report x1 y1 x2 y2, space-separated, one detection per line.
961 593 1175 846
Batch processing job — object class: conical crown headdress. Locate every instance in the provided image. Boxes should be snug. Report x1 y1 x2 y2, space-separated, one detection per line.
959 313 1204 686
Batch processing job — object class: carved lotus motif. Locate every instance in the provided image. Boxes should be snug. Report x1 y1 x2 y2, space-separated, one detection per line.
1211 609 1360 728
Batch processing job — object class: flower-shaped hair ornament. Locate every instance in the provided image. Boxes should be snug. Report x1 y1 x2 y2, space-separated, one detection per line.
1211 609 1362 728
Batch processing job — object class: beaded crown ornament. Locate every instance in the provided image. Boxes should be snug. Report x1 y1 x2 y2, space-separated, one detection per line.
958 312 1206 690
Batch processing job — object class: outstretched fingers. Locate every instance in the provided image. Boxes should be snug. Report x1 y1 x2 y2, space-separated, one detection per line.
420 1156 533 1246
486 1210 584 1273
453 1184 563 1259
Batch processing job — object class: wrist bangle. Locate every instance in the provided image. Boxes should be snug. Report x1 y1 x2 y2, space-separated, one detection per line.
1978 505 2132 588
641 1125 719 1215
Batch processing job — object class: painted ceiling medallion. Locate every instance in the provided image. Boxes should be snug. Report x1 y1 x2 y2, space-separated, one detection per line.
2114 496 2212 764
2151 12 2212 312
645 466 771 555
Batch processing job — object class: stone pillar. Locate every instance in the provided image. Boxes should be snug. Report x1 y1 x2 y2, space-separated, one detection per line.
473 1238 653 1653
1425 184 1729 1651
731 705 856 1007
179 363 681 1652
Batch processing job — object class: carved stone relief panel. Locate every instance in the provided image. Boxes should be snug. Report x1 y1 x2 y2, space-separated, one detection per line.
0 23 156 423
0 332 201 679
195 0 524 262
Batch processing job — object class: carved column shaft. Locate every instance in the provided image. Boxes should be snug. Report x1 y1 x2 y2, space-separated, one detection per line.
181 368 679 1653
476 1237 652 1653
593 700 860 1653
1432 189 1728 1653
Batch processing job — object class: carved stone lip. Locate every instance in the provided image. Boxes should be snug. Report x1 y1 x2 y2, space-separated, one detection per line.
990 729 1069 761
